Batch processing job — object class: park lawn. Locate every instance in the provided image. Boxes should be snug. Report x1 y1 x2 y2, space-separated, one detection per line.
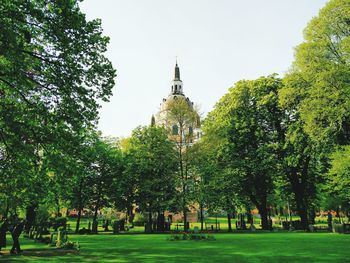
1 232 350 262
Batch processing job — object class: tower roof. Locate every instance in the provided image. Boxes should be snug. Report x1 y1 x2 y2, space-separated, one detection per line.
174 62 180 80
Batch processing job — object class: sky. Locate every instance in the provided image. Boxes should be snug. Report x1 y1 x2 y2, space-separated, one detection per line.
79 0 329 138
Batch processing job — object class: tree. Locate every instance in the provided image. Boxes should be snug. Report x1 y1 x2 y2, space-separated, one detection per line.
128 126 178 232
290 0 350 145
327 146 350 219
163 97 200 232
282 0 350 226
86 136 123 234
0 0 116 221
202 75 285 230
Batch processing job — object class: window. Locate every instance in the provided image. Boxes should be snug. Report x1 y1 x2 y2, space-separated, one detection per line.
175 85 177 92
189 126 193 136
172 125 179 135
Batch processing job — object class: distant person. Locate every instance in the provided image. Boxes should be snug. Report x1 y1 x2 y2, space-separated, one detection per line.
0 219 8 254
10 220 25 254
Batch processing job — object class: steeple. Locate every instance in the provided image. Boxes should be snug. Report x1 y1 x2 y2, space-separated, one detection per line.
171 60 183 95
174 61 180 80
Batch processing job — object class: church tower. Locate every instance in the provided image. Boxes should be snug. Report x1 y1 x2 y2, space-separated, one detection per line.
171 62 183 95
154 61 201 142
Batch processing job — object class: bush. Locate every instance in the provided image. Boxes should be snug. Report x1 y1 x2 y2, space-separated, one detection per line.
133 213 145 226
57 241 80 251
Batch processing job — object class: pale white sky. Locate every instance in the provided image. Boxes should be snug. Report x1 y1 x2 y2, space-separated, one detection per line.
79 0 328 138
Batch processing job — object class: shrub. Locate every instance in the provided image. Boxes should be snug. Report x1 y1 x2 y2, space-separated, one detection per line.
57 241 80 251
167 233 215 241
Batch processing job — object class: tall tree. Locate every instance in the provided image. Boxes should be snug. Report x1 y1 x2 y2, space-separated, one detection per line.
290 0 350 145
0 0 115 221
164 98 200 232
203 75 284 229
128 126 178 232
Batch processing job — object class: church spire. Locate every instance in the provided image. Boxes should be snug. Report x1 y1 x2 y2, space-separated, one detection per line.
174 61 180 80
171 60 183 95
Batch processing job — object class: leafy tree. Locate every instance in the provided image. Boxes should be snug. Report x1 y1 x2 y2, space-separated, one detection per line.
290 0 350 145
283 0 350 225
0 0 115 220
128 126 178 232
86 136 123 234
202 75 285 229
327 146 350 219
163 97 200 232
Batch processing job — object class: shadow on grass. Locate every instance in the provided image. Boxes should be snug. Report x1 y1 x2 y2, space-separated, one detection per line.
0 248 78 258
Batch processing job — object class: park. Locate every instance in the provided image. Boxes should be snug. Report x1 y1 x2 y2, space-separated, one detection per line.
1 0 350 262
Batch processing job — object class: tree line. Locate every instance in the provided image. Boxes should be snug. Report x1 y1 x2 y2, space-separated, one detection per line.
1 0 350 234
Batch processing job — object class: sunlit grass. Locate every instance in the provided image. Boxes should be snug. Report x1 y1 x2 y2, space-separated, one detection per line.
1 232 350 262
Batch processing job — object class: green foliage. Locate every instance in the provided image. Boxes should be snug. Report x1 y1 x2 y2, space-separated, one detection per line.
0 0 115 215
126 126 178 214
289 0 350 144
36 204 50 224
327 146 350 209
201 75 284 229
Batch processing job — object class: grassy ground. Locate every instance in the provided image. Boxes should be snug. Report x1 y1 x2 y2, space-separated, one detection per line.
1 232 350 262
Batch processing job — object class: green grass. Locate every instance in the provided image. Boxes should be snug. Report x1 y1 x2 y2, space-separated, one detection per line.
1 232 350 262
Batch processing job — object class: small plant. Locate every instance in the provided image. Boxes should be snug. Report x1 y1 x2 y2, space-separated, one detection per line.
57 241 80 251
167 233 216 241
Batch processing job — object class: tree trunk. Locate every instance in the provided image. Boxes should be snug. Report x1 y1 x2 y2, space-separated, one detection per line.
292 178 309 230
75 179 84 234
92 200 99 234
179 124 188 233
4 200 9 218
257 205 269 230
25 203 37 233
157 212 165 232
128 205 135 227
295 193 309 230
309 209 316 225
227 212 232 232
183 199 188 232
200 203 204 231
146 211 153 233
75 207 82 234
55 193 60 217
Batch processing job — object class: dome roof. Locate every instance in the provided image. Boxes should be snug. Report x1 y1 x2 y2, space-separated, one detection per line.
160 93 194 111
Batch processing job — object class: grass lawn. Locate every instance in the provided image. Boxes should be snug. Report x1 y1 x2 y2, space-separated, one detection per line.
1 232 350 262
